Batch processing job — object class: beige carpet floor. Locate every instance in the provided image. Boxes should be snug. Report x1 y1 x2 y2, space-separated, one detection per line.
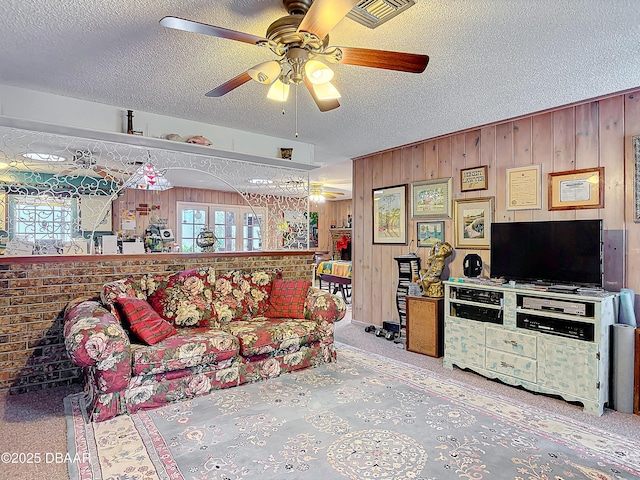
1 306 639 480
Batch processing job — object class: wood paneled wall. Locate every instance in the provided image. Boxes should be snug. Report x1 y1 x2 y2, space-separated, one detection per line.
313 199 352 252
114 187 246 238
352 89 640 326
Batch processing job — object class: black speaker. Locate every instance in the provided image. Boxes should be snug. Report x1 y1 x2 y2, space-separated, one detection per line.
463 253 482 277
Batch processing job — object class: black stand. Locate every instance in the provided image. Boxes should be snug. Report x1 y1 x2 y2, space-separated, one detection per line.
363 254 421 343
393 254 422 341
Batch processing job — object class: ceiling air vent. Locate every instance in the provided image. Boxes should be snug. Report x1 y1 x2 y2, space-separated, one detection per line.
346 0 416 29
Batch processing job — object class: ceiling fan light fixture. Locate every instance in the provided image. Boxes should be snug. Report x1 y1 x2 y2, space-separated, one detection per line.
248 60 281 85
309 193 326 203
267 79 290 102
305 60 334 84
312 82 341 100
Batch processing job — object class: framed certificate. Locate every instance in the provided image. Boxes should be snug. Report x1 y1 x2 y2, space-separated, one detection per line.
548 167 604 210
506 165 542 210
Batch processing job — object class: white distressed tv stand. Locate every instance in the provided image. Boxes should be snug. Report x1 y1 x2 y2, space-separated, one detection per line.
443 280 618 415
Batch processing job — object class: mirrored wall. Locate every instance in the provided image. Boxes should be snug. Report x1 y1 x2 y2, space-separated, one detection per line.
0 117 312 255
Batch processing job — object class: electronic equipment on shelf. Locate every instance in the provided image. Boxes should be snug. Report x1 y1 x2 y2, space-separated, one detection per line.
517 314 594 341
444 279 617 416
452 304 503 324
546 284 579 293
451 287 502 305
160 229 175 241
522 296 590 316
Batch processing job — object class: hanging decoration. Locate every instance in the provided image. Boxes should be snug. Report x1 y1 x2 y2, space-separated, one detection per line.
125 163 173 191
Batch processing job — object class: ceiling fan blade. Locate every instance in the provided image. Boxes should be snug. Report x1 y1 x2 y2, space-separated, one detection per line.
304 77 340 112
160 16 267 45
297 0 361 40
336 46 429 73
205 72 252 97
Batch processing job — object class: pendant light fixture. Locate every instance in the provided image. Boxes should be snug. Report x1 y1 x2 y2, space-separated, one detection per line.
125 161 173 191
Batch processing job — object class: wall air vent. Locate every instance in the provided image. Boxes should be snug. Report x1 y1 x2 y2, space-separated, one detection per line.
346 0 416 29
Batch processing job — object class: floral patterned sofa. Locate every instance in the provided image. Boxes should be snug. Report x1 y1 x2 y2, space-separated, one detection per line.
63 267 346 421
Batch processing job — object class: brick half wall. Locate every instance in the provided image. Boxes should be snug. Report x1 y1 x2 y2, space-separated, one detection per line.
0 251 314 393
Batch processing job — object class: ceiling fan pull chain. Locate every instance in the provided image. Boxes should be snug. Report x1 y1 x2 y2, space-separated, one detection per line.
295 83 299 138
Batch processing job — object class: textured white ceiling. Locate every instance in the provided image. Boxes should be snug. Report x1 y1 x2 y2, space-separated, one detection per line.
1 0 640 195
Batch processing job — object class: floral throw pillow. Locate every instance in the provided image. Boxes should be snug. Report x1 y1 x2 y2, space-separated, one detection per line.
101 277 146 323
213 270 279 323
146 267 218 327
114 297 177 345
264 279 311 319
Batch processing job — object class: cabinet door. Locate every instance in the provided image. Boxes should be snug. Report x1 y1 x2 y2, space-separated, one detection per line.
444 317 485 368
537 336 599 401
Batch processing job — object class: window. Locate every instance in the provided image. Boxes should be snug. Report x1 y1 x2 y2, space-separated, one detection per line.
177 202 263 253
243 211 262 251
213 208 237 251
9 195 77 253
179 205 207 253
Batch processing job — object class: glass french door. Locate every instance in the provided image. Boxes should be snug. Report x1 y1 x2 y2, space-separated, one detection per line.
178 202 263 253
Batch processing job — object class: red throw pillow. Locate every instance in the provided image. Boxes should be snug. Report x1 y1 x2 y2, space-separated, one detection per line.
264 279 311 319
114 297 177 345
101 277 145 323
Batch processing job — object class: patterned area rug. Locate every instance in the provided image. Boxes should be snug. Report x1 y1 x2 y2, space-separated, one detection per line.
65 344 640 480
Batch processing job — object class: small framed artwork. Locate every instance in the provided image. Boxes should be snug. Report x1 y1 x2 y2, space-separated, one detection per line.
506 164 542 210
548 167 604 211
373 184 407 244
417 221 445 247
460 165 488 192
411 177 452 218
454 196 494 249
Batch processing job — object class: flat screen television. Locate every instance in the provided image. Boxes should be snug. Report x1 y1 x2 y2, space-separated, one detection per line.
490 219 603 288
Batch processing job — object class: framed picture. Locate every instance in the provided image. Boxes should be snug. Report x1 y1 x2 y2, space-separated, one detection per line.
548 167 604 210
411 177 452 218
417 221 445 247
454 197 494 249
460 165 488 192
506 164 542 210
373 184 407 244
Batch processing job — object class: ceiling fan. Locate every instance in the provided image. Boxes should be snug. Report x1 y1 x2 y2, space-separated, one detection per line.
55 150 128 185
310 182 344 201
159 0 429 112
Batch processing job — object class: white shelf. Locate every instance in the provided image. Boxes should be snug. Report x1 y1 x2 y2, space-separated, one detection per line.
0 115 319 171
